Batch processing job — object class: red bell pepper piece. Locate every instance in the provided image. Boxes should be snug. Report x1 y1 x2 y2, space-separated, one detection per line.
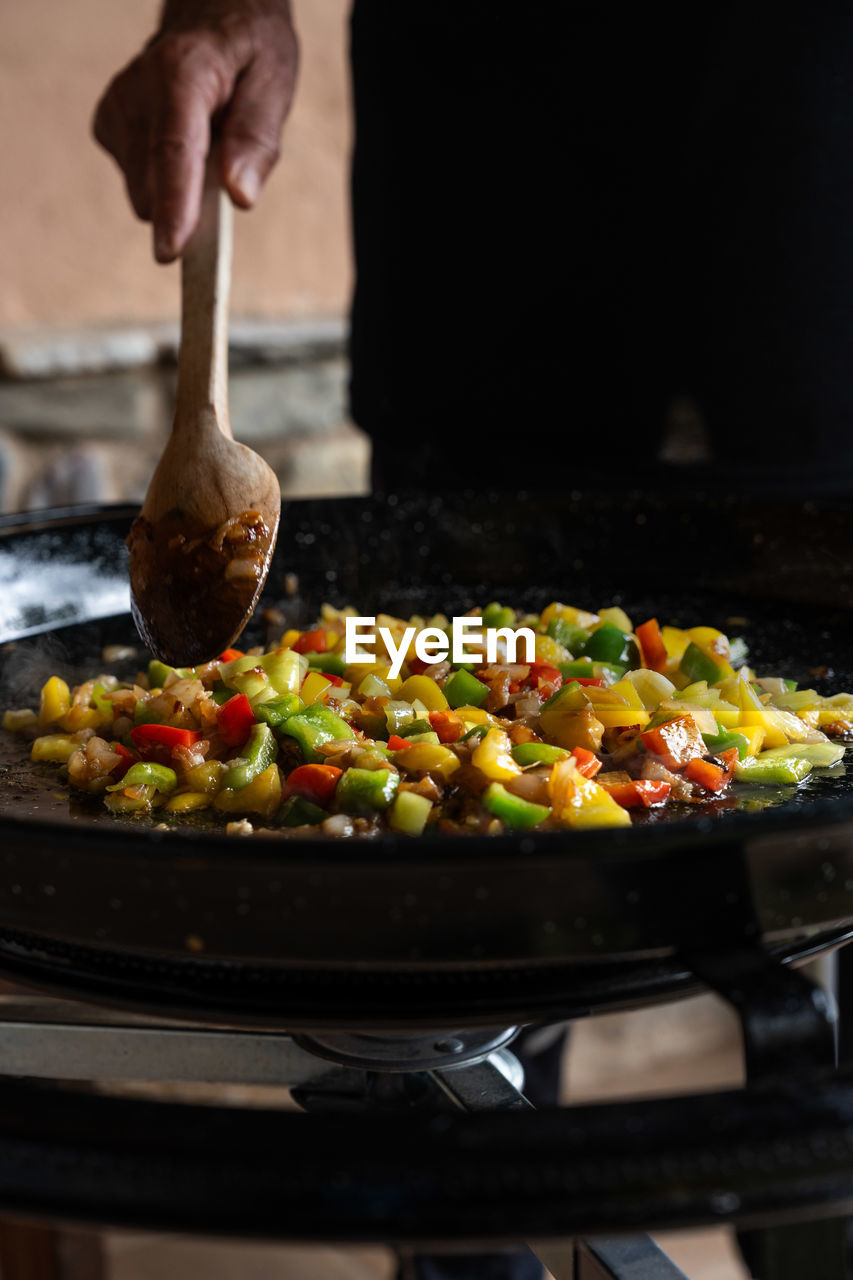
608 779 672 808
292 629 327 654
527 663 563 699
640 715 706 771
388 734 412 751
216 693 257 747
684 757 730 793
129 724 202 762
636 618 668 673
685 746 738 793
109 741 137 779
716 747 740 773
429 710 464 743
283 763 343 806
566 677 605 688
217 648 245 663
324 673 345 687
570 746 603 778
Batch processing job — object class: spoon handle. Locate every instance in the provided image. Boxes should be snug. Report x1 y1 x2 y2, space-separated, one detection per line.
174 151 233 438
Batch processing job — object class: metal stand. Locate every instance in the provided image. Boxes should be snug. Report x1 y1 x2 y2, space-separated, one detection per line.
688 942 847 1280
0 994 705 1280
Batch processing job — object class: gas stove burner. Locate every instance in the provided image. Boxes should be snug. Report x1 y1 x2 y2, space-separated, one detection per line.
293 1026 519 1072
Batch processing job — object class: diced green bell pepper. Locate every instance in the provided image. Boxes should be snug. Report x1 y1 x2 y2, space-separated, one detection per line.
482 781 550 830
559 659 597 680
583 623 631 665
701 729 750 760
222 723 278 790
482 602 516 630
511 742 570 766
445 668 490 708
679 642 724 686
147 660 192 688
403 731 441 746
133 699 163 726
336 766 399 814
384 700 417 733
220 649 307 696
279 701 356 763
211 681 232 706
107 762 177 794
398 718 433 738
279 795 328 827
307 651 347 676
546 617 590 653
459 724 490 743
256 693 303 728
91 682 114 717
229 668 273 704
734 756 813 785
387 789 432 835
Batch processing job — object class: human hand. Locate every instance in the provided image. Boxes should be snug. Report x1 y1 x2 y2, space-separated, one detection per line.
93 0 299 262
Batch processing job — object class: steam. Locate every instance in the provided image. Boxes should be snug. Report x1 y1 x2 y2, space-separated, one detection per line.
0 548 129 643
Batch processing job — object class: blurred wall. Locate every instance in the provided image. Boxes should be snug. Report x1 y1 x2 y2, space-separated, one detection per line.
0 0 352 330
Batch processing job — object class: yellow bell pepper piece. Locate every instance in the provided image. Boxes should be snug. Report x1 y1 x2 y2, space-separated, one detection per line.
302 670 334 704
607 679 646 712
344 662 403 695
540 602 599 630
39 676 71 726
738 724 766 756
396 675 449 712
597 605 633 634
184 761 226 793
455 705 496 725
60 706 103 733
534 634 571 666
736 673 788 748
164 791 211 813
397 742 460 778
214 764 282 818
2 709 38 732
472 727 521 782
548 759 630 829
711 699 741 729
31 733 78 763
594 703 650 729
661 627 690 662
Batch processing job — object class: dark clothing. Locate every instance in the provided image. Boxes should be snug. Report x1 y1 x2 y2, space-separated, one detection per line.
350 2 853 492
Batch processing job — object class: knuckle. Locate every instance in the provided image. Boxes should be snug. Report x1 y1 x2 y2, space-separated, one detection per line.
149 133 193 164
227 124 281 166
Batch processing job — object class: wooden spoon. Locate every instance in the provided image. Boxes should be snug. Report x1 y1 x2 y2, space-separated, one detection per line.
127 155 281 666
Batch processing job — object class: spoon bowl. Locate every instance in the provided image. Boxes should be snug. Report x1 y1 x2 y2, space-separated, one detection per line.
127 156 281 666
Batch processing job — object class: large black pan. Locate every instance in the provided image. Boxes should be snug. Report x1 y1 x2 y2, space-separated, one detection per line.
1 492 852 1028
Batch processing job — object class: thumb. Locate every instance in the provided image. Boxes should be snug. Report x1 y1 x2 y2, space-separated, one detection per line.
220 57 297 207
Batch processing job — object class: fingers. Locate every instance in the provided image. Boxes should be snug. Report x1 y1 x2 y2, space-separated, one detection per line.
149 85 212 262
92 12 299 261
221 41 298 208
92 67 152 220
